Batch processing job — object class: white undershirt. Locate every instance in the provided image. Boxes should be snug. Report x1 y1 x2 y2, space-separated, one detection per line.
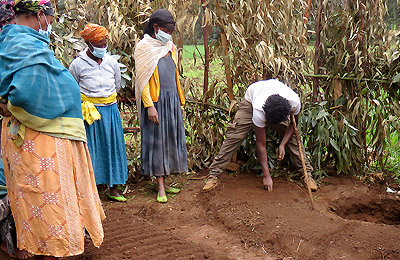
244 79 301 128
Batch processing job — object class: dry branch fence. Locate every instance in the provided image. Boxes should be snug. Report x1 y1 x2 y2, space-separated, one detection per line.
52 0 400 179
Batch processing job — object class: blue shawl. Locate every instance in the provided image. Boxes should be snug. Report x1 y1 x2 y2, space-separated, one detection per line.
0 24 86 141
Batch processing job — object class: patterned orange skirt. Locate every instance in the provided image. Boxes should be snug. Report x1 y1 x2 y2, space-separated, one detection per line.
1 118 105 257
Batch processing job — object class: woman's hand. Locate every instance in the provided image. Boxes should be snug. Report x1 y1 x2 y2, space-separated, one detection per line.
181 108 186 119
147 106 159 125
0 103 11 117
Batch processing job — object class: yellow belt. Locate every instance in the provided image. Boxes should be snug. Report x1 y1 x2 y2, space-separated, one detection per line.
81 93 117 125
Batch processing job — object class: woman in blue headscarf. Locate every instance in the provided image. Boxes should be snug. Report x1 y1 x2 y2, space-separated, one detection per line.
0 1 105 259
0 2 32 259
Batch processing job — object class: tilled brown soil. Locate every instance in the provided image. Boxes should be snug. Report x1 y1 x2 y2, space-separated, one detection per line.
1 171 400 259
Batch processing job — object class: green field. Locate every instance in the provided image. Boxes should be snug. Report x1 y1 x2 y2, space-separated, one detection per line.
180 45 225 93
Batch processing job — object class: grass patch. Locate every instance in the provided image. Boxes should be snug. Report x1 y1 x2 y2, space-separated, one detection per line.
181 44 225 97
182 44 205 59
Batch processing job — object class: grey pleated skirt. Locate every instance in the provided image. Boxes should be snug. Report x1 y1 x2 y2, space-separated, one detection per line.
140 55 188 177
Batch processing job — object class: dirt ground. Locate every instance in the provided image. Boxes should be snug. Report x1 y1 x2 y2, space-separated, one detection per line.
1 171 400 260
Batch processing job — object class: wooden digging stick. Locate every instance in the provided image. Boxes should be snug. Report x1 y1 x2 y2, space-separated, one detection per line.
291 114 315 210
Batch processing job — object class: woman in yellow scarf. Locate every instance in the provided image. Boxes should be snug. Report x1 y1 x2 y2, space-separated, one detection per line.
69 23 128 202
134 9 188 203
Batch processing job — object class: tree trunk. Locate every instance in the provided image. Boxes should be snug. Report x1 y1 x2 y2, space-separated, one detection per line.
304 0 312 25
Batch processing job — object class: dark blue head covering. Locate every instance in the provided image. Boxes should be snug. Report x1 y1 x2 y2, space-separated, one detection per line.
144 9 176 36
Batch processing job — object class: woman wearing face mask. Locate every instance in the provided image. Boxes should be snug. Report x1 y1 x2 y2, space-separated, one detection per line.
134 9 188 203
69 23 128 202
0 1 105 259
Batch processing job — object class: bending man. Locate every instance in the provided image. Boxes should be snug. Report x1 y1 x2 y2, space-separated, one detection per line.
203 79 317 192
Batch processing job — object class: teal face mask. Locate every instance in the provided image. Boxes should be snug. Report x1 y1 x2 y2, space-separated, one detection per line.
155 29 171 43
89 42 107 58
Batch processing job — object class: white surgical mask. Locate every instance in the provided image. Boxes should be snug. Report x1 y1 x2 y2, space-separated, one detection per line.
89 42 107 58
38 14 52 38
155 29 171 43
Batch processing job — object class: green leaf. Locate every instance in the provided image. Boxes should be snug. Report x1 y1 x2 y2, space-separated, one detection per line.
352 137 362 148
335 95 345 106
312 119 317 127
316 110 328 120
121 73 131 81
58 15 65 24
330 117 339 134
392 73 400 83
360 88 368 95
330 139 340 152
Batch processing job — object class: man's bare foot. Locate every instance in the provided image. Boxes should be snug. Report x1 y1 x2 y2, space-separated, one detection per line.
1 242 32 259
263 175 273 191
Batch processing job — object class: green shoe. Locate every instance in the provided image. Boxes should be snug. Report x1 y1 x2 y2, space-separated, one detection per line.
157 194 168 203
108 195 127 202
165 187 180 194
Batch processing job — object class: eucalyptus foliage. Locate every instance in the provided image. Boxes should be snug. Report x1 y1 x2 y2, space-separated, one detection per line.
307 0 400 175
50 0 400 179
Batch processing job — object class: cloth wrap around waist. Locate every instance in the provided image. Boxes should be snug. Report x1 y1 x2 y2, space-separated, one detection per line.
81 92 117 125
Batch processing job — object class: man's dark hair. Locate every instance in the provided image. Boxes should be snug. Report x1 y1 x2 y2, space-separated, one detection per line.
263 94 291 125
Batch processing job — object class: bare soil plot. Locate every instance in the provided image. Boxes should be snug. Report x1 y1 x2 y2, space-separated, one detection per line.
2 171 399 259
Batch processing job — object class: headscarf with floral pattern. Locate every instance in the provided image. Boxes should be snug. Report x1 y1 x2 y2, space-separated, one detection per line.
13 0 54 16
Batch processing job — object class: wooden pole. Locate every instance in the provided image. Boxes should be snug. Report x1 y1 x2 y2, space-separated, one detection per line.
201 0 210 102
215 0 234 101
176 3 185 75
359 0 367 74
291 114 315 210
359 0 370 168
313 0 324 103
303 74 390 84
